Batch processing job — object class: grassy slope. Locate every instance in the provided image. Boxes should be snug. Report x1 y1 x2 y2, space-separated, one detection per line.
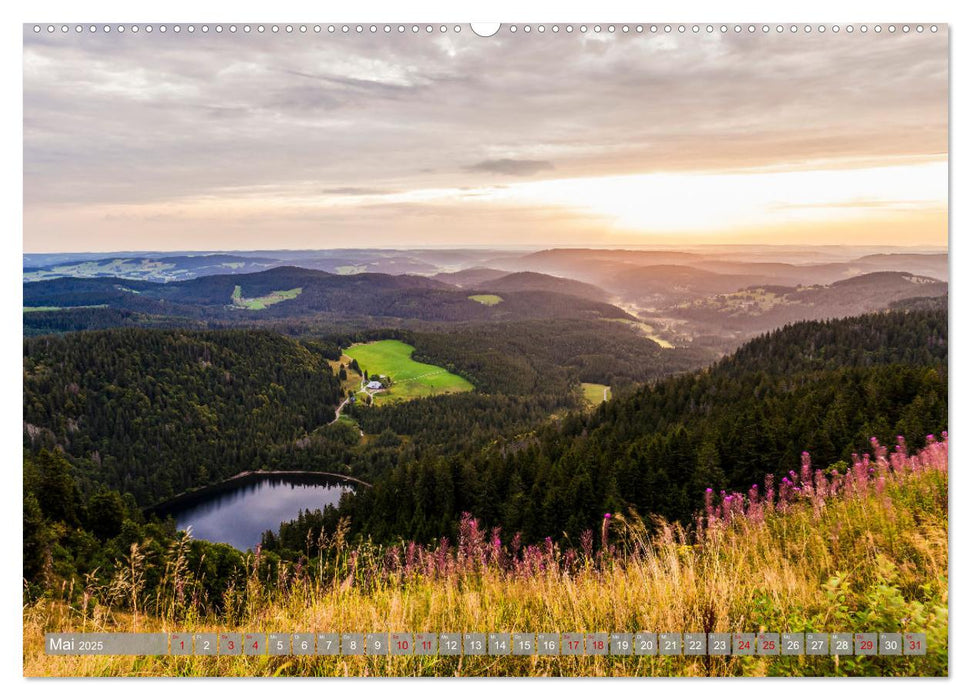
581 382 611 406
24 445 947 677
231 285 302 310
345 340 473 403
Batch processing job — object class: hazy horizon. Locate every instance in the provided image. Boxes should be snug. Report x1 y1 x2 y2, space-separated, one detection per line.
23 242 949 258
24 26 948 252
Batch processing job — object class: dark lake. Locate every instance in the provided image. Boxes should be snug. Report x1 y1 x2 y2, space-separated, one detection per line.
171 475 351 551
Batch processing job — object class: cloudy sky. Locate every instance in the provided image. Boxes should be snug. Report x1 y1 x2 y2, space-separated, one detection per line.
23 26 948 252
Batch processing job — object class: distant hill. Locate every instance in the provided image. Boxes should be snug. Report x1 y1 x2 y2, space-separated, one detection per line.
608 264 779 304
484 250 701 292
849 253 949 281
476 253 811 305
291 255 439 276
770 271 946 314
23 266 634 325
23 254 281 283
430 267 509 287
470 271 610 302
478 248 949 301
665 270 947 344
502 248 704 271
678 254 949 286
22 249 517 283
25 247 948 294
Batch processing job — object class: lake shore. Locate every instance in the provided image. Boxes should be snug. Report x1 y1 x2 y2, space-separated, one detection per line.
149 470 370 517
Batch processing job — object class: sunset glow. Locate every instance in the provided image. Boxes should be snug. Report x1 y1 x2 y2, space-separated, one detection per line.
23 27 948 251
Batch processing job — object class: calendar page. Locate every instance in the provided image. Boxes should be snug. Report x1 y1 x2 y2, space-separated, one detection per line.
22 20 948 678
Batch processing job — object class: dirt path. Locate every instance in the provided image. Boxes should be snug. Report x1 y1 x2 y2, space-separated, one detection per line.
329 397 350 425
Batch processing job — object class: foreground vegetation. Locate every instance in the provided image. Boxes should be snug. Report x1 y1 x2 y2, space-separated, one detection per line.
24 436 947 677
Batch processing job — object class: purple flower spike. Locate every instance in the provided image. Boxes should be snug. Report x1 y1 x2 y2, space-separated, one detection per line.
604 513 612 519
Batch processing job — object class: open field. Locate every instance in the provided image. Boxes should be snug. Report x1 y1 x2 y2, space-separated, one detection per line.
345 340 473 403
581 382 611 406
468 294 503 306
230 285 303 310
23 438 948 677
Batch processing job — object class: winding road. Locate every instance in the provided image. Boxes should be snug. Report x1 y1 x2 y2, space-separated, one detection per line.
329 381 367 437
330 396 351 425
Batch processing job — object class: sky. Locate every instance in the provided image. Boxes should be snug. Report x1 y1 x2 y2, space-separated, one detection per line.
23 25 948 252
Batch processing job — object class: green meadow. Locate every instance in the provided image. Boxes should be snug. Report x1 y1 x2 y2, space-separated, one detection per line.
468 294 503 306
345 340 473 403
581 382 611 406
230 285 302 310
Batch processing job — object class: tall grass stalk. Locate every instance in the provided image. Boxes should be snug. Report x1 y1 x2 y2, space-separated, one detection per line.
24 437 947 677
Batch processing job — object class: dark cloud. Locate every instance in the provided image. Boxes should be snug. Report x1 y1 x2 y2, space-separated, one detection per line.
466 159 555 176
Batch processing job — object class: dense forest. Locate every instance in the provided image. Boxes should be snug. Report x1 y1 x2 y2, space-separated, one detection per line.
311 319 710 397
264 308 947 552
23 318 694 507
23 329 342 502
409 320 709 395
24 307 206 336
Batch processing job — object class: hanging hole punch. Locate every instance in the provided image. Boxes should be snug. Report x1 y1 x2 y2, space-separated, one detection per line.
470 23 501 37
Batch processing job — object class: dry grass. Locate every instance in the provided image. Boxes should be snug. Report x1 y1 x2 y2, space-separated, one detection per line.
24 455 947 677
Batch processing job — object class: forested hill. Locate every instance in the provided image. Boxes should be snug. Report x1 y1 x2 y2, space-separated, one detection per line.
711 307 948 377
23 266 635 324
23 329 342 502
331 308 947 544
